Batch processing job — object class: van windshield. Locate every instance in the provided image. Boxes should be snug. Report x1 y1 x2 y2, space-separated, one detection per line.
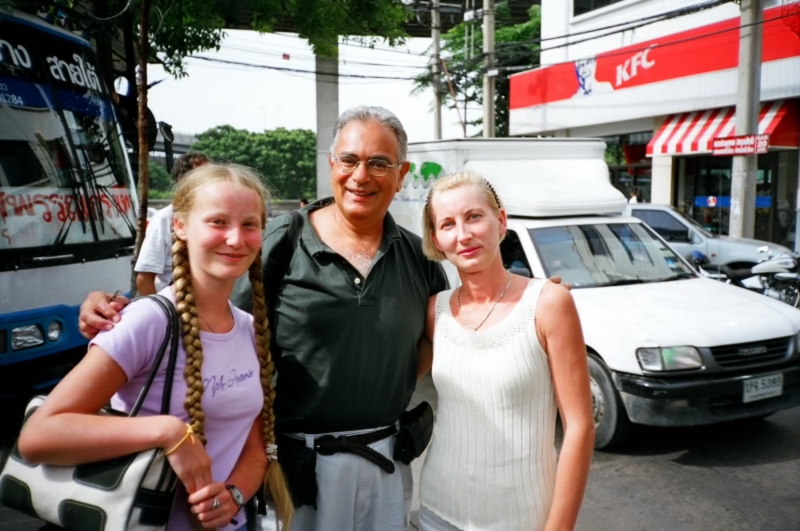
529 223 696 288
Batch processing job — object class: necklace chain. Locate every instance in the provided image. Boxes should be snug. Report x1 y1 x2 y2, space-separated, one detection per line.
196 307 231 334
456 272 512 332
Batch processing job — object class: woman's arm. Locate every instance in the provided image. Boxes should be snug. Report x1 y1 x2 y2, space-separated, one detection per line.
189 417 267 528
536 283 595 531
18 345 214 495
416 295 437 380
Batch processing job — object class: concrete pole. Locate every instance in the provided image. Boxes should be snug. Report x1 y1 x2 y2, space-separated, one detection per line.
432 0 442 140
482 0 495 138
315 46 339 200
729 0 763 238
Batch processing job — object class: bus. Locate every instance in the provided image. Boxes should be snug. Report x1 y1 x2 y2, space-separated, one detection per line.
0 10 138 400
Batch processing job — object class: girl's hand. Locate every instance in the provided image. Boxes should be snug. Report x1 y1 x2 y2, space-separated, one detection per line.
189 482 239 529
162 419 213 495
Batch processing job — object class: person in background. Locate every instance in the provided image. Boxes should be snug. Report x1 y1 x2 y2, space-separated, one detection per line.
298 198 309 209
135 152 210 295
628 186 642 204
417 172 594 531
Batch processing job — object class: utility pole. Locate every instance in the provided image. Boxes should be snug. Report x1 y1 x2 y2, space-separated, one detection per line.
729 0 763 238
482 0 495 138
432 0 442 140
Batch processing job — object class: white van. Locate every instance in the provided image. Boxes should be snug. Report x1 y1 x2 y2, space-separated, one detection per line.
391 138 800 449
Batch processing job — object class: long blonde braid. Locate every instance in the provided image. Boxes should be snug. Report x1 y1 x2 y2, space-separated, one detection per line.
172 236 207 444
249 251 293 528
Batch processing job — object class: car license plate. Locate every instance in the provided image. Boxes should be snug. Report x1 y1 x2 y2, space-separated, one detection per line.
743 373 783 403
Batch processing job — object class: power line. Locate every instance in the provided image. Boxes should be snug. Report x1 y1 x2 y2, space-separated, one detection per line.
188 55 419 80
219 43 429 70
496 0 733 50
495 10 794 76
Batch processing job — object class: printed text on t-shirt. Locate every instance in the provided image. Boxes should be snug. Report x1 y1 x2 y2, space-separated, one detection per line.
204 368 255 398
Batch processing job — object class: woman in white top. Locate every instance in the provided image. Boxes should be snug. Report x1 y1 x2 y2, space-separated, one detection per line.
417 172 595 531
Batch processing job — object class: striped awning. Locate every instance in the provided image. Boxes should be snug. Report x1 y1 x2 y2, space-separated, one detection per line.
647 99 798 156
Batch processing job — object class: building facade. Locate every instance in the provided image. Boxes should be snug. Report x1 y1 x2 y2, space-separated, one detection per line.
509 0 800 248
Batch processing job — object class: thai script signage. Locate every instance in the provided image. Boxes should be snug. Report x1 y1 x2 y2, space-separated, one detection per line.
0 187 135 249
712 134 770 156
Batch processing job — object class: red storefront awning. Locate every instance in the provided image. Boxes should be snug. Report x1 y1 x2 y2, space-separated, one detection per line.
647 99 799 156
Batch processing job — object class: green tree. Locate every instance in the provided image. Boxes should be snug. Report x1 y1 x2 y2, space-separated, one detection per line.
192 126 316 200
413 5 541 137
148 161 173 196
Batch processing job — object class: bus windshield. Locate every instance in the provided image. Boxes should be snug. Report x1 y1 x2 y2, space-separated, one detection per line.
0 13 136 256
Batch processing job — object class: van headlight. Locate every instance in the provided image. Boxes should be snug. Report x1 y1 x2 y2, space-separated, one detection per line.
11 325 44 350
48 321 63 342
637 346 703 371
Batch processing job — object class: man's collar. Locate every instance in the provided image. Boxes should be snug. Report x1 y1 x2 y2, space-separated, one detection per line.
300 197 401 256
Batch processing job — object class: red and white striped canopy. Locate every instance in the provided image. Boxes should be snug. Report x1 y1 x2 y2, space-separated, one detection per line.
647 99 797 156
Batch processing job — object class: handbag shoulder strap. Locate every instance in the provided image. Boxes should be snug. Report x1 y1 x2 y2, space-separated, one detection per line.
128 294 180 417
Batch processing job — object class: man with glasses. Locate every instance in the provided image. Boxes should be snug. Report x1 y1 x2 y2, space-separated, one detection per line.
78 106 448 531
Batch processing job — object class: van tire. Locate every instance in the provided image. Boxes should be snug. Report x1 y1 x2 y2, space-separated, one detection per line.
588 354 632 450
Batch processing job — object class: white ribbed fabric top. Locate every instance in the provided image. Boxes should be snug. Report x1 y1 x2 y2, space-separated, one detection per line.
419 279 557 531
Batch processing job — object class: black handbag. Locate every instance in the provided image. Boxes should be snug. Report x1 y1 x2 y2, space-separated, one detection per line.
0 295 181 531
393 401 435 466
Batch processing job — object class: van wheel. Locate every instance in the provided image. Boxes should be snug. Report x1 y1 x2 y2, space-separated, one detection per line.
588 355 632 450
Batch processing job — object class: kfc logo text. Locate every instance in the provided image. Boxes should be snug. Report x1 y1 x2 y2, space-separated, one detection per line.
616 48 655 86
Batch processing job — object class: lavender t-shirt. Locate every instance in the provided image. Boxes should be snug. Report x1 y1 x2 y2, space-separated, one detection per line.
91 288 263 531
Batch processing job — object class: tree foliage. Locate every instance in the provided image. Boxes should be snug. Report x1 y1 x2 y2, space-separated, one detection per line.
413 5 541 137
191 126 316 200
148 161 173 194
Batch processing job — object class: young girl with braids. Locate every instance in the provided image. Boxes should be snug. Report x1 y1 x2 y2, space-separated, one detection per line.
19 163 293 530
416 172 594 531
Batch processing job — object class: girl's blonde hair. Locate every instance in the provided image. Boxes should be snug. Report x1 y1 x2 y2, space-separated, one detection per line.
421 171 505 261
171 163 294 528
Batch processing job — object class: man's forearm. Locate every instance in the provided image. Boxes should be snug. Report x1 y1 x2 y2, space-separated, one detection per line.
136 273 157 296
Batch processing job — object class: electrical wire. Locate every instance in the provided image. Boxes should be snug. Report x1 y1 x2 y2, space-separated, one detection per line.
187 55 420 80
493 10 795 76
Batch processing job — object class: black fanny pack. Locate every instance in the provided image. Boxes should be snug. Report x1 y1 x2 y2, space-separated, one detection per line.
275 401 435 508
393 401 434 465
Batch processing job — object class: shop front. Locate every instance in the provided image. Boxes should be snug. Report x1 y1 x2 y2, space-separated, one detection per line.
509 4 800 250
647 99 799 248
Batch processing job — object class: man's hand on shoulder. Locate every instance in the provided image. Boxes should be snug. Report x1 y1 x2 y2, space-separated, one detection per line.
78 291 131 339
547 275 572 291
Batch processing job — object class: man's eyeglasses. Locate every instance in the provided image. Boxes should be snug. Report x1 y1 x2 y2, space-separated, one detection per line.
333 155 401 177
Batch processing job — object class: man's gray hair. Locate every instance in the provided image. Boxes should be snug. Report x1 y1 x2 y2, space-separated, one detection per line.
329 106 408 162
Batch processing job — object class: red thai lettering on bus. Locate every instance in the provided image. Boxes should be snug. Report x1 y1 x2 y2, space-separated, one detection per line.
0 190 134 223
32 194 53 222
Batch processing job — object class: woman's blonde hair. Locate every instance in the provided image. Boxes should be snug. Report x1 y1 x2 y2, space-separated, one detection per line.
421 171 505 261
171 163 294 528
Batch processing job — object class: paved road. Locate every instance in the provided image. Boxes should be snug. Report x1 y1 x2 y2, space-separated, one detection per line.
2 376 799 530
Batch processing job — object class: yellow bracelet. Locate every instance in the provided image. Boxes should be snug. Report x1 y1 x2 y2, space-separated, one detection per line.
164 424 196 456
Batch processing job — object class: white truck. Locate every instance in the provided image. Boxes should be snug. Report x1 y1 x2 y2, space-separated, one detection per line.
390 138 800 449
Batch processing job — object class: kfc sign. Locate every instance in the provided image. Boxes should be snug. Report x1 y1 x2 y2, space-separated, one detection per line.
616 48 655 87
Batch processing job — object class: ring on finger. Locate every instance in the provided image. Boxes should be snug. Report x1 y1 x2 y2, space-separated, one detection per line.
211 497 220 511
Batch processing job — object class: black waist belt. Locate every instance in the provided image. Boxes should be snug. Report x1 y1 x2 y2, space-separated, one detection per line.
313 426 398 474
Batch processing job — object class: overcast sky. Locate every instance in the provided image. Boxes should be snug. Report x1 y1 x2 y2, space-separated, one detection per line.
145 30 481 143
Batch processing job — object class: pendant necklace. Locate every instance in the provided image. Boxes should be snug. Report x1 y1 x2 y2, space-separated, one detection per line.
456 272 512 331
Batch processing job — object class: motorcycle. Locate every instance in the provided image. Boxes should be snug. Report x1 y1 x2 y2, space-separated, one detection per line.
714 247 800 308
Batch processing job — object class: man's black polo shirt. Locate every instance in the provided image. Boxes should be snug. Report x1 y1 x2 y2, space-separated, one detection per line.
232 200 447 434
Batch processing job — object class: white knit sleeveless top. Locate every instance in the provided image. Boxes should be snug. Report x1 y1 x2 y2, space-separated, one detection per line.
419 279 557 531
